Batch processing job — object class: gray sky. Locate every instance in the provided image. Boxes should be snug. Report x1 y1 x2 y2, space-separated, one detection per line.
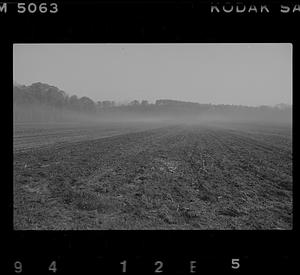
13 43 292 106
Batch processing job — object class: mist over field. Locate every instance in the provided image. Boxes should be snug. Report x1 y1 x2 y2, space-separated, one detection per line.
13 82 292 126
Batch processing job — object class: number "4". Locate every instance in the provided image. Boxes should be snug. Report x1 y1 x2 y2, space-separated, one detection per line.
49 261 57 273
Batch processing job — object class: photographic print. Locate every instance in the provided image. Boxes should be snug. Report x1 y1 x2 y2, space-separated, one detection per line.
13 43 292 230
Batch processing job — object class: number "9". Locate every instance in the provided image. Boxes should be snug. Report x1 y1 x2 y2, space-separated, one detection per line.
14 261 22 273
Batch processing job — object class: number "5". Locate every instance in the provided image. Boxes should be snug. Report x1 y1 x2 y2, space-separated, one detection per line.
231 258 240 269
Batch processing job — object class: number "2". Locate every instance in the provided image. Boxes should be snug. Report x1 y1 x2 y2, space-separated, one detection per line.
154 261 163 273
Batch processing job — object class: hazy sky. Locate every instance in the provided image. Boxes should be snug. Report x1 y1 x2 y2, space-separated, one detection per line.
13 43 292 106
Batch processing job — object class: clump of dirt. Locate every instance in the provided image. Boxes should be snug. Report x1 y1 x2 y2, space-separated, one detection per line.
217 207 245 217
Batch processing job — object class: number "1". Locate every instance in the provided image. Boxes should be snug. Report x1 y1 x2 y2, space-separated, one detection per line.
120 260 127 273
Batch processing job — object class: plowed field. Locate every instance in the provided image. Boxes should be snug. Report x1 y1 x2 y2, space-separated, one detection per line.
13 122 292 230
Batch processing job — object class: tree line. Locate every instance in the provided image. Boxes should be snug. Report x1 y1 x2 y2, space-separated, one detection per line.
13 82 292 123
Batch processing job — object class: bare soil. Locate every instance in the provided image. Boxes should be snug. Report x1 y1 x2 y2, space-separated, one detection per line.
13 122 292 230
